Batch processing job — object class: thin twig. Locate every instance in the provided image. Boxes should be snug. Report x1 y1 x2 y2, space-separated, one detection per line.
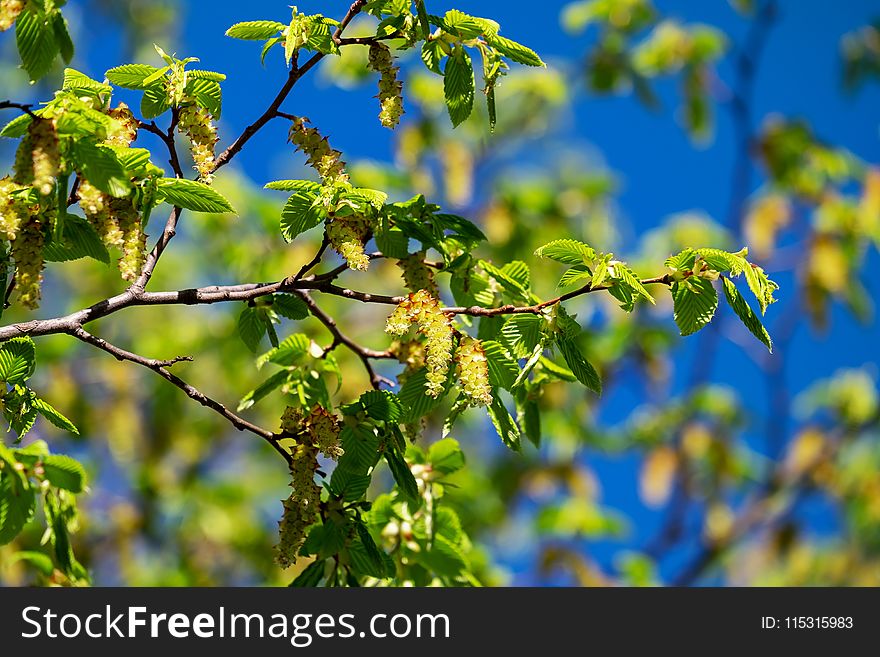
293 290 395 390
70 326 291 465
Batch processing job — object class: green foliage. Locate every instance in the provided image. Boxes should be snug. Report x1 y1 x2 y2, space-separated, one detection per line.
12 2 74 82
18 0 880 591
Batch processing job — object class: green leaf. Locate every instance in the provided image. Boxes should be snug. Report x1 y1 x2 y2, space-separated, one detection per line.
237 369 289 411
695 247 748 275
0 473 35 545
337 425 381 474
43 215 110 264
591 257 610 288
671 276 718 336
722 277 772 352
264 180 322 193
419 534 467 576
52 13 74 64
558 265 593 289
257 333 310 368
330 466 372 502
535 239 596 265
487 393 521 451
360 390 404 422
238 306 266 353
742 262 778 315
1 113 33 139
397 368 450 423
188 70 227 82
444 47 475 127
385 447 419 504
428 438 465 474
105 64 162 89
8 550 55 577
356 521 389 577
280 192 324 242
479 259 530 301
0 337 36 384
32 397 79 435
611 262 655 305
140 81 171 119
226 20 286 40
15 9 60 83
558 336 601 394
72 141 130 198
157 178 235 213
186 78 222 119
421 39 445 74
42 454 86 493
273 294 309 320
289 559 326 587
482 340 518 390
375 224 410 260
63 68 112 96
500 314 542 359
485 33 545 67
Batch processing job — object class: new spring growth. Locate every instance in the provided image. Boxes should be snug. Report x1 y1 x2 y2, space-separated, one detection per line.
397 252 438 296
385 290 454 398
287 117 348 186
0 176 29 241
454 336 493 406
0 0 23 32
367 43 404 129
178 101 218 183
274 405 343 568
14 118 60 197
77 104 146 282
12 216 45 309
327 214 372 271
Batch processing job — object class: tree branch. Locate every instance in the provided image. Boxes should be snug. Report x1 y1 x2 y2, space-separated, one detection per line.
0 100 37 118
211 0 368 173
70 326 291 465
293 290 395 390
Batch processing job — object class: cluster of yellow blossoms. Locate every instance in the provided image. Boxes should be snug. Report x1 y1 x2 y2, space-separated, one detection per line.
367 43 404 129
76 104 146 282
397 252 438 296
326 213 372 271
288 116 348 187
5 118 64 308
275 405 343 568
385 290 454 398
0 0 23 32
177 101 218 182
454 336 493 406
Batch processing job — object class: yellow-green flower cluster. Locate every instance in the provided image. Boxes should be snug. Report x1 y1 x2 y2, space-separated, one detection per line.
454 336 493 406
385 290 454 397
327 214 372 271
14 119 60 197
274 405 343 568
288 117 349 186
106 104 138 147
275 441 321 569
305 405 343 460
12 216 45 309
177 101 218 183
397 252 437 296
112 199 146 282
367 43 404 129
0 0 23 32
0 176 28 241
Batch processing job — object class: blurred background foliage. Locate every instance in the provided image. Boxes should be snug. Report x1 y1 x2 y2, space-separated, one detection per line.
2 0 880 586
